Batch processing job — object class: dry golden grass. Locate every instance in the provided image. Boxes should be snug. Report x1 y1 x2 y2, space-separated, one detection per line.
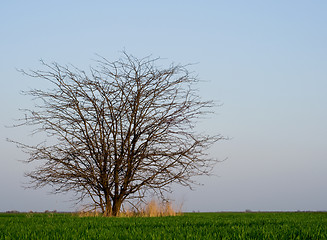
143 200 177 217
77 199 181 217
76 205 101 217
119 199 181 217
77 210 101 217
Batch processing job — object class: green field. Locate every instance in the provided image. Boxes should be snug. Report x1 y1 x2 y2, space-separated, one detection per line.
1 212 326 239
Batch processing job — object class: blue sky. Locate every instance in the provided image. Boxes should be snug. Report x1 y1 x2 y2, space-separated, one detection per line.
1 1 326 212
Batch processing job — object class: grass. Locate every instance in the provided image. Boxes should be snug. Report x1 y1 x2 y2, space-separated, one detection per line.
77 199 179 217
0 212 327 239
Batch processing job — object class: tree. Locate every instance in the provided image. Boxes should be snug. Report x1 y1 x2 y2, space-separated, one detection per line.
12 52 223 216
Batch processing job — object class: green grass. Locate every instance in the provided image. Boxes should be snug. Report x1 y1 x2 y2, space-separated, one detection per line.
0 212 327 239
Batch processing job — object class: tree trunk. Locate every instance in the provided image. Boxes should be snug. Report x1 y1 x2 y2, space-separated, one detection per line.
104 203 112 217
112 198 122 217
104 193 112 217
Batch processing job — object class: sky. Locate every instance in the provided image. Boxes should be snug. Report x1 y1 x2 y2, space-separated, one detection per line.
1 1 326 212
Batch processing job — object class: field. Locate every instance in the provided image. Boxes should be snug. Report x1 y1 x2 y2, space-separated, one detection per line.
1 212 327 239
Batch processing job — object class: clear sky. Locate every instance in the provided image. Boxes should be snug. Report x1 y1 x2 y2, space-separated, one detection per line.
1 1 326 212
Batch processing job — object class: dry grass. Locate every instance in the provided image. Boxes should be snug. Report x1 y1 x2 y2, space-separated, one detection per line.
76 210 101 217
76 205 101 217
143 199 177 217
76 200 181 217
120 200 179 217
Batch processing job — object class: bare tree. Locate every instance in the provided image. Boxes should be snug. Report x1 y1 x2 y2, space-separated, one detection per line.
11 52 223 216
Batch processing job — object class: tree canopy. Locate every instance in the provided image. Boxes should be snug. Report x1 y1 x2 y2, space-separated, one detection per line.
12 52 223 216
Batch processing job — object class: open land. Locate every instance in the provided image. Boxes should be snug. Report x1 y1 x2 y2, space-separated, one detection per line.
1 212 326 239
